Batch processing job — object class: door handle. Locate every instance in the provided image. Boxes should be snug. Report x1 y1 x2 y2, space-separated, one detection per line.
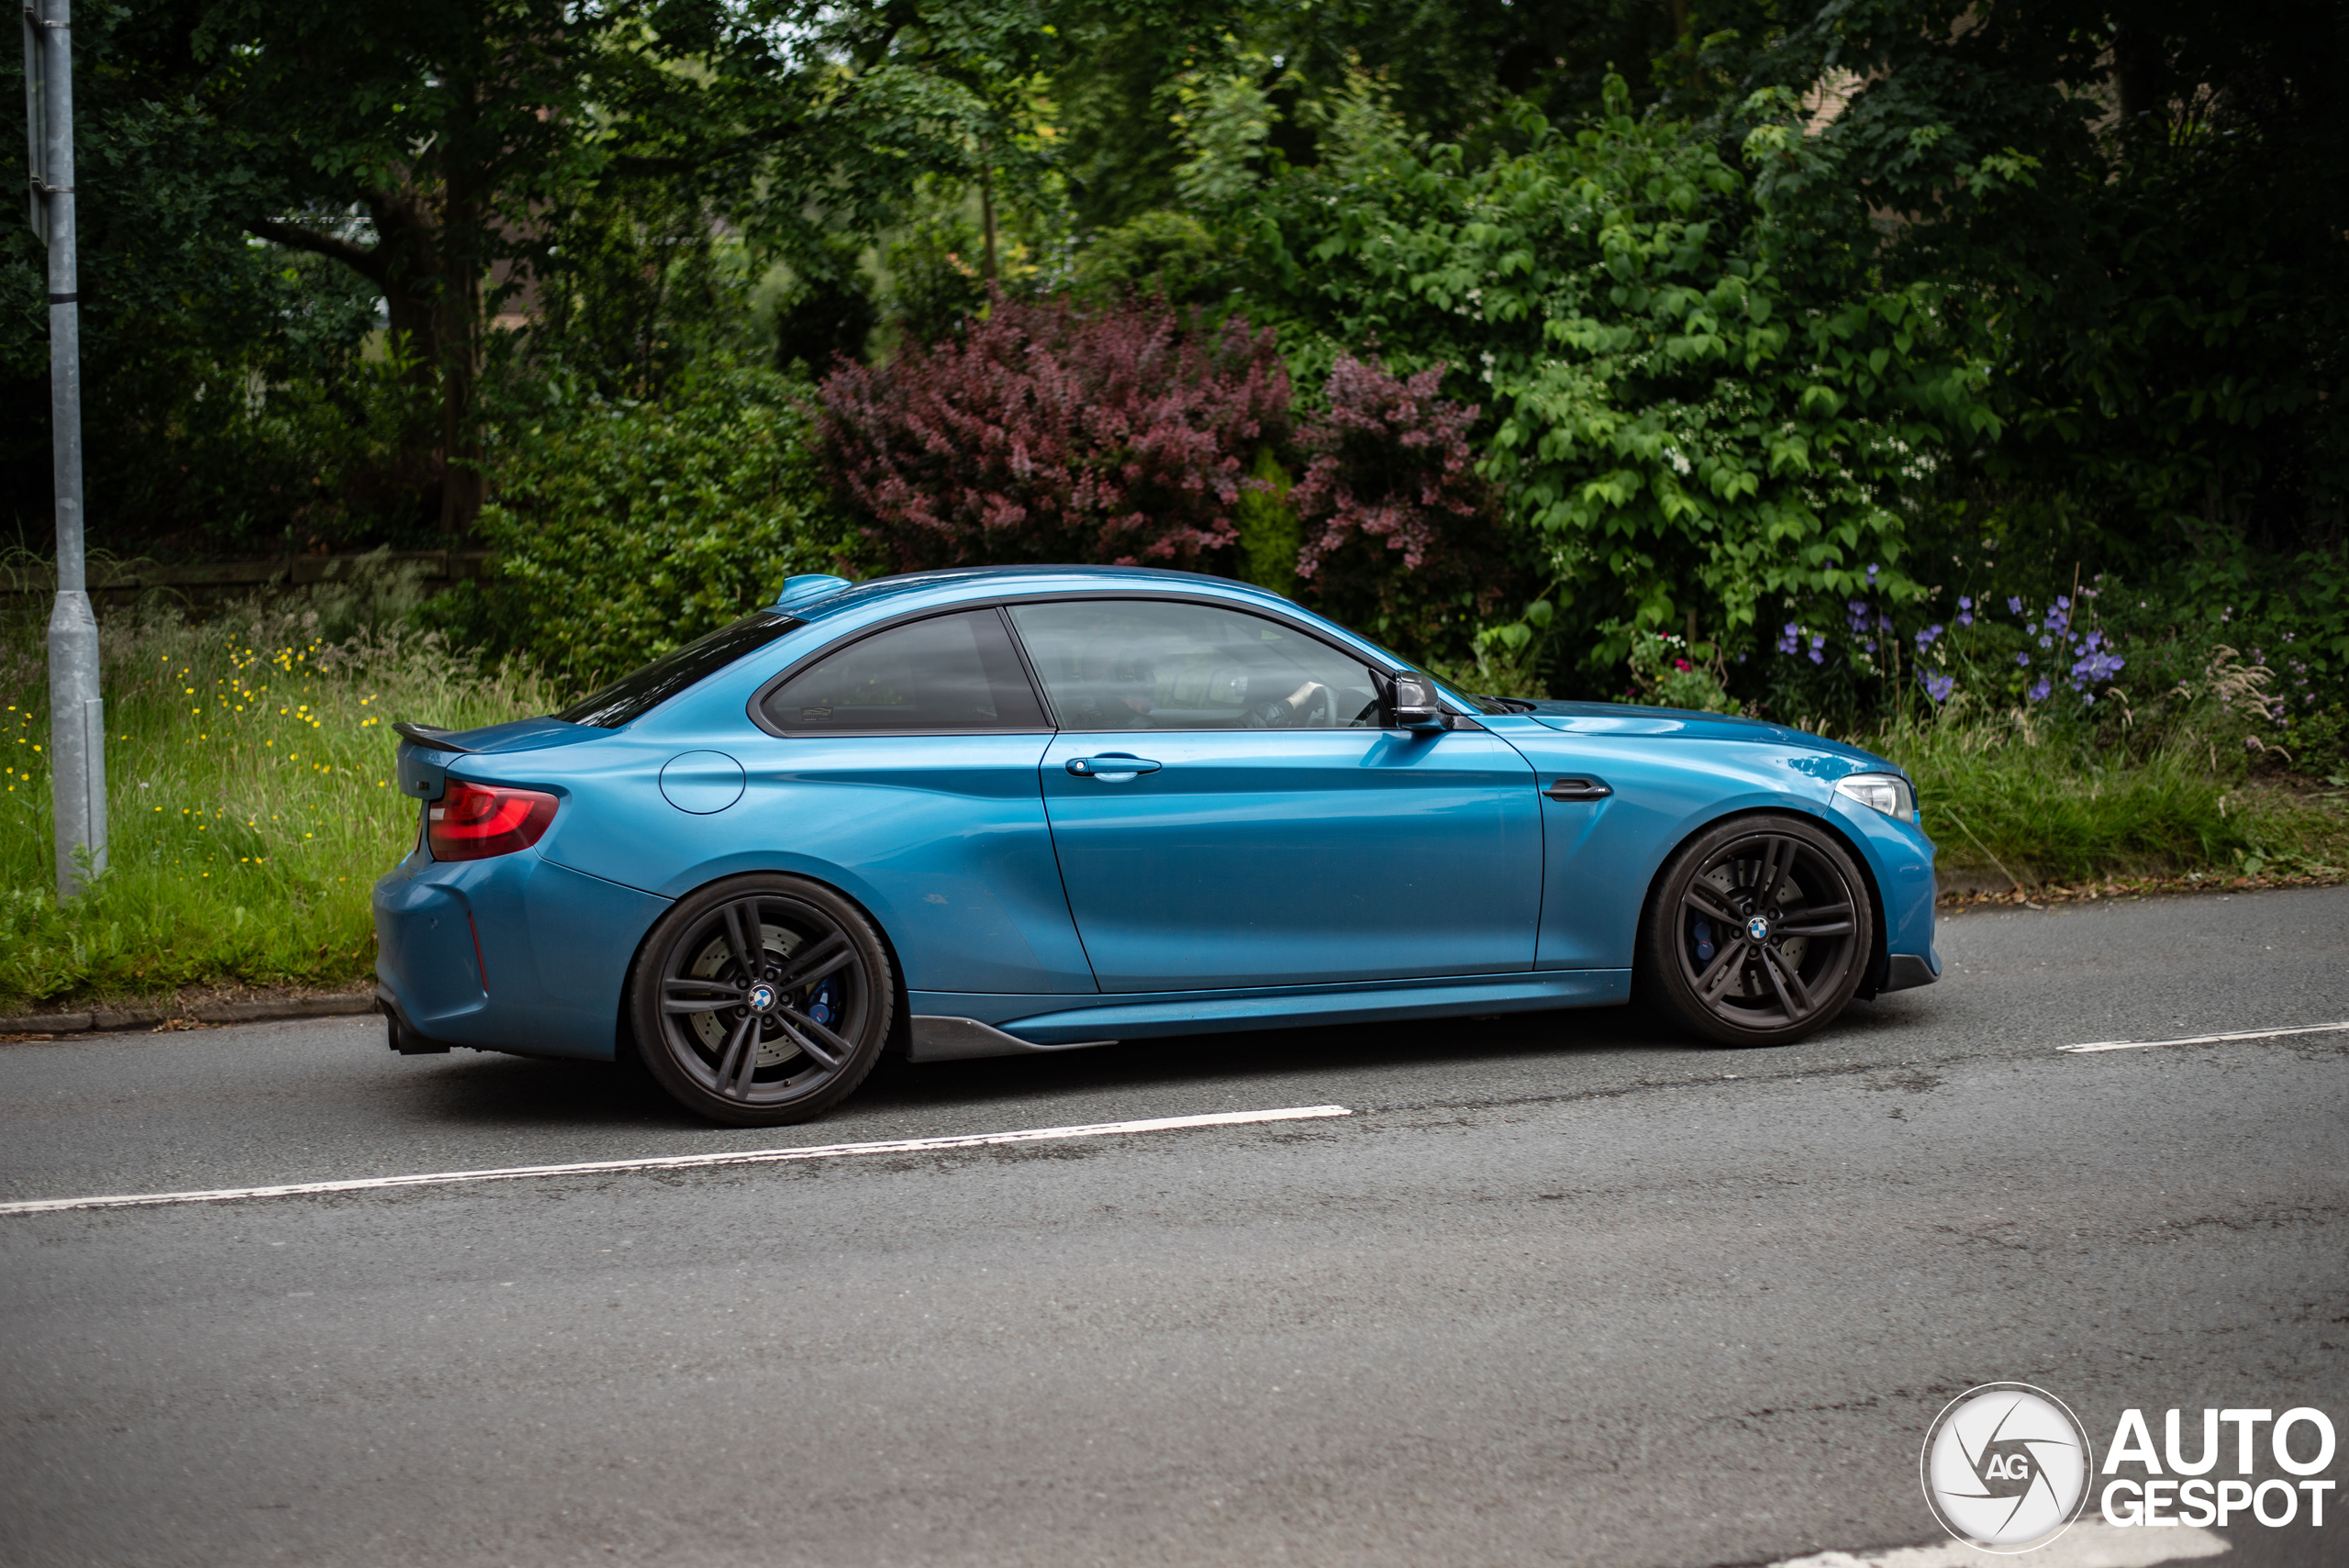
1544 776 1611 802
1066 754 1163 778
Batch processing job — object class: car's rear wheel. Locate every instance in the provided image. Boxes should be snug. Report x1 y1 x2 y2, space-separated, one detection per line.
628 874 894 1126
1638 814 1874 1048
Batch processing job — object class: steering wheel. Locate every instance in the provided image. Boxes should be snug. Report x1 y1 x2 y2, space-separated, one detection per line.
1248 683 1335 729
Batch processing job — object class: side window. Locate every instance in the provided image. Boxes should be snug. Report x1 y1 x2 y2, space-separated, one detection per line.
1007 599 1381 731
760 609 1048 733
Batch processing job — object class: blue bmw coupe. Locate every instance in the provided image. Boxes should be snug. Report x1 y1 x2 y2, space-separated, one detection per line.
376 567 1939 1124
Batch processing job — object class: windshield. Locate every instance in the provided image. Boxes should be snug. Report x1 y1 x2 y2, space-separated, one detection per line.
557 612 799 728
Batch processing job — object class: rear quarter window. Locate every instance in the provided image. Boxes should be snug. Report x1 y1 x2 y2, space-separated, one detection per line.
558 612 800 728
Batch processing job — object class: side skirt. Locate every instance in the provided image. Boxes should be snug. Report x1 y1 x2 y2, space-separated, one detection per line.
908 970 1631 1060
908 1016 1120 1063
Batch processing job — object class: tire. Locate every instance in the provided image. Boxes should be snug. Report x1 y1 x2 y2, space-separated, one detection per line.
627 873 896 1126
1637 813 1875 1048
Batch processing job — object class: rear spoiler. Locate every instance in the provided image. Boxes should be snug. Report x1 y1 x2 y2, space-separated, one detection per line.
393 722 484 754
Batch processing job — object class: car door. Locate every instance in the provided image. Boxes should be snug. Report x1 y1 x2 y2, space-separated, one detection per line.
746 606 1096 995
1008 597 1543 993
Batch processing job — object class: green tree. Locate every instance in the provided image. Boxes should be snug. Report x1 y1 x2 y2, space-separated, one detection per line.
1237 76 2000 669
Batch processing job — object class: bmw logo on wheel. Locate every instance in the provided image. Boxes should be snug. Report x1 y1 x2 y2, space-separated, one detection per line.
748 984 776 1012
1745 915 1771 942
1920 1382 2093 1551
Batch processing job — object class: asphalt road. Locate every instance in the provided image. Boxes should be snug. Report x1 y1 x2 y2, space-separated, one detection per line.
3 887 2344 1567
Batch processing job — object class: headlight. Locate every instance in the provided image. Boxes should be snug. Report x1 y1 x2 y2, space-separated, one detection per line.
1834 772 1915 822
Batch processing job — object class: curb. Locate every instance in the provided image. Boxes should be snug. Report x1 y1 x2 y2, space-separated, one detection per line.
0 995 379 1037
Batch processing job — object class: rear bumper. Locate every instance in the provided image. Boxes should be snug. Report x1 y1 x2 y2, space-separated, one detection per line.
373 846 670 1061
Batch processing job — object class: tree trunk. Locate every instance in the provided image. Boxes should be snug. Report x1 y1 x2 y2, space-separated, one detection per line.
250 154 491 538
978 164 1000 285
365 190 444 377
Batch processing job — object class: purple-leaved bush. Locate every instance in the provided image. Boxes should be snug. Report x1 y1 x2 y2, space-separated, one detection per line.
1289 356 1500 639
818 295 1291 572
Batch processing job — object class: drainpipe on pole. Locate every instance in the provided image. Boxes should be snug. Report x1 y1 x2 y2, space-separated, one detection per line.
25 0 105 899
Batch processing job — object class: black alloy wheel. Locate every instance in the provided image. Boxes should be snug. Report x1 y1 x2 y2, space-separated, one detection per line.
1639 814 1875 1047
629 874 894 1126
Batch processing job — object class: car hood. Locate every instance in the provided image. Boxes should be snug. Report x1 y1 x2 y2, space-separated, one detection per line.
1512 701 1898 773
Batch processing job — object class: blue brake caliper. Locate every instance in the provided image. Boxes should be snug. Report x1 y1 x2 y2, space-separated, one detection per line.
805 974 841 1029
1691 919 1716 965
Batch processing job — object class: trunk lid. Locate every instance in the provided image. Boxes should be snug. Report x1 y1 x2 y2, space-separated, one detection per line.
393 717 605 802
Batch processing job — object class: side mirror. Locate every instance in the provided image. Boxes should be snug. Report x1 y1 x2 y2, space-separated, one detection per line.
1386 674 1449 733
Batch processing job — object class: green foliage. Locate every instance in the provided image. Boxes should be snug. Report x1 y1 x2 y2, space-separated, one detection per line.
1232 444 1300 594
0 3 417 552
1072 211 1234 309
1682 0 2348 577
0 605 553 1009
439 363 855 695
1170 44 1292 212
1620 631 1740 714
1239 74 1997 672
534 175 753 402
1053 6 1214 233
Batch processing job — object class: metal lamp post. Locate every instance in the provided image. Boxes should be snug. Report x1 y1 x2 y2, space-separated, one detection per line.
23 0 106 899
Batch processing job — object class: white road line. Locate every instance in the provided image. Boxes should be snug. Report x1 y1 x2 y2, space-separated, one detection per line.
0 1105 1353 1218
2058 1020 2349 1053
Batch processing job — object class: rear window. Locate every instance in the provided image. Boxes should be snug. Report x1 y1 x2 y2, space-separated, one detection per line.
557 612 799 728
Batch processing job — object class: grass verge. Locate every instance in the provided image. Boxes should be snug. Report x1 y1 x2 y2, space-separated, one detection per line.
1872 712 2349 888
0 604 554 1011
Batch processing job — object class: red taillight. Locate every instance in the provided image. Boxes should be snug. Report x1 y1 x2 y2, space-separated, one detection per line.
427 781 558 862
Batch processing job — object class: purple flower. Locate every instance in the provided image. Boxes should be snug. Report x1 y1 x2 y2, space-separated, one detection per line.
1956 611 1973 628
2007 596 2023 615
2027 678 2051 703
2016 652 2031 667
2038 635 2053 650
1914 624 1944 651
1846 599 1871 635
1958 595 1973 610
1920 671 1955 703
1776 622 1800 655
1866 563 1880 584
1807 634 1825 666
2071 650 2125 685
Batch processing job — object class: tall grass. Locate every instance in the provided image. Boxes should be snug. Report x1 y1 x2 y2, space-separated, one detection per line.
0 602 556 1010
1871 696 2348 886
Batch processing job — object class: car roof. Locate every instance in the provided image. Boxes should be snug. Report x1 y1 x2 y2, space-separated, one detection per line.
786 566 1307 626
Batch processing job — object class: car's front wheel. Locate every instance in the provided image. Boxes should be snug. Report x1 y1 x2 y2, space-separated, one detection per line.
1638 814 1875 1048
628 874 895 1126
